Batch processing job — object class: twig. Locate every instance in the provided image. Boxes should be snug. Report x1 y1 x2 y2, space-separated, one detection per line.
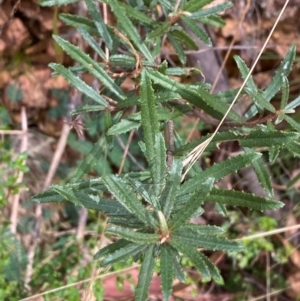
118 130 136 174
10 106 28 234
116 135 145 171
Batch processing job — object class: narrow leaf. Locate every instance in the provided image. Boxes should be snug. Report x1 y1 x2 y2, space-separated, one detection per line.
73 136 106 181
284 115 300 132
191 2 233 19
179 153 261 196
85 0 112 49
183 0 212 13
161 159 183 220
50 63 108 107
118 2 155 25
102 175 157 227
78 27 106 59
170 178 214 229
160 244 174 301
197 253 223 284
208 188 284 211
152 133 167 196
60 14 98 35
170 241 211 282
148 70 242 122
244 148 273 197
94 239 130 260
100 242 147 266
171 230 243 251
239 130 299 147
135 244 156 301
245 45 296 119
167 32 186 65
234 56 275 113
106 225 159 244
126 177 159 209
108 0 154 63
107 119 140 135
53 35 125 99
181 16 211 46
178 224 225 236
39 0 79 6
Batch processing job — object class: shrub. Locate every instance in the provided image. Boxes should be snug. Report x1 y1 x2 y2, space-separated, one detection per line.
31 0 299 300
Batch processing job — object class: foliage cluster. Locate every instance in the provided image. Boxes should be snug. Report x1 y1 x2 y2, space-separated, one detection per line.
30 0 300 299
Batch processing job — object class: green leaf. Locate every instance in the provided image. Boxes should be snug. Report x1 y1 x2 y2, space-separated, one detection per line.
161 159 183 220
183 0 212 13
167 32 186 65
234 56 275 113
280 75 289 110
53 35 125 99
200 15 225 28
181 16 211 46
283 141 300 157
85 0 112 49
100 242 148 266
197 252 223 284
108 0 154 63
107 119 140 135
171 29 198 50
51 185 81 206
208 188 284 211
49 63 108 107
39 0 79 6
239 130 299 147
244 148 273 197
60 14 99 35
30 189 65 203
135 244 156 301
245 45 296 119
94 239 130 260
78 27 106 60
170 178 214 229
117 2 155 25
159 0 173 10
70 105 106 114
140 69 159 170
102 175 157 227
179 153 261 196
285 94 300 112
152 133 167 196
170 241 211 282
106 225 160 244
148 70 242 122
160 244 174 301
73 136 106 181
191 2 233 19
171 229 243 251
215 203 227 216
148 23 171 40
178 224 225 236
126 177 159 209
172 249 186 282
284 115 300 132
